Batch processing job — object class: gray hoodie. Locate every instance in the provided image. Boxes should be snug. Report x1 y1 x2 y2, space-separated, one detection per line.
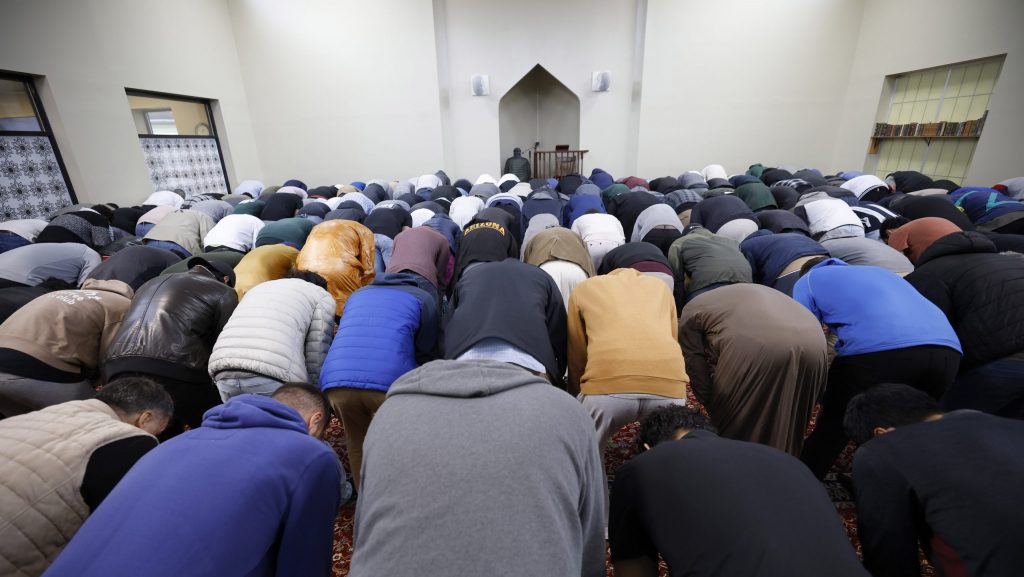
351 359 606 577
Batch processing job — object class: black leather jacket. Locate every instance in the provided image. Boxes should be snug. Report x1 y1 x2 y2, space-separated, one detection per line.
104 268 237 383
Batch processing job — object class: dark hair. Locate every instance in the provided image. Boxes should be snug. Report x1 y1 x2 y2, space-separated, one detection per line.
286 269 329 291
91 204 115 221
96 376 174 418
878 217 911 242
843 383 942 445
799 255 830 277
637 406 716 452
272 383 331 421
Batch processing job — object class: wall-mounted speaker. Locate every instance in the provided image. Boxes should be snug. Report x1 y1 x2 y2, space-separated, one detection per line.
470 75 490 96
592 70 611 92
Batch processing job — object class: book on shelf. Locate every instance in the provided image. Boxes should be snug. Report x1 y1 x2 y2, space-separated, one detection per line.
872 111 988 140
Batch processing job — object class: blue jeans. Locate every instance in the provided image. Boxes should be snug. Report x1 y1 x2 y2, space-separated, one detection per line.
135 222 156 237
143 239 190 258
944 357 1024 419
0 233 31 254
215 374 282 402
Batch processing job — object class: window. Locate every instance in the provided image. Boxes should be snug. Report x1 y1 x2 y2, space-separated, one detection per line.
127 90 228 196
871 55 1004 183
127 92 214 137
0 72 76 219
0 77 42 132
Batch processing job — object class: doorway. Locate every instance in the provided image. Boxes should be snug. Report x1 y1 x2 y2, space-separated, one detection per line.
498 65 580 177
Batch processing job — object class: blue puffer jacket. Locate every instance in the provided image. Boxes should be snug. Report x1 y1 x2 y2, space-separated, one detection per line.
319 272 440 393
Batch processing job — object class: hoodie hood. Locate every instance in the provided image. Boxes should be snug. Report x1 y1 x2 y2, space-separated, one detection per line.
526 187 559 202
450 196 485 229
387 359 548 400
486 192 524 210
79 278 135 300
470 182 500 199
201 394 308 435
589 168 614 190
372 270 436 295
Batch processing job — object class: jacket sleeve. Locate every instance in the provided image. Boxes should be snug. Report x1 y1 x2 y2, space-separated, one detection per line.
414 292 441 364
579 417 609 577
274 450 341 577
566 290 587 396
304 292 337 384
78 250 103 286
853 448 922 577
677 310 713 405
545 275 569 384
212 290 238 337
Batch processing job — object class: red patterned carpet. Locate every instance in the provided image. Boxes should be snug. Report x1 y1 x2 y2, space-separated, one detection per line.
322 391 934 576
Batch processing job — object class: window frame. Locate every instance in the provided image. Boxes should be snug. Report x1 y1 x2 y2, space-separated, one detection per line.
125 88 230 193
0 69 78 203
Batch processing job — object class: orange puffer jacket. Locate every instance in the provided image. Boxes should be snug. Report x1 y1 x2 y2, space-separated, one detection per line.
296 220 376 316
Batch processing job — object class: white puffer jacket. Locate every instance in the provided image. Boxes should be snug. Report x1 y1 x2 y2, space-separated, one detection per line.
208 278 336 384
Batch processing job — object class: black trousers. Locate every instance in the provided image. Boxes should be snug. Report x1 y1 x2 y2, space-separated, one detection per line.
800 345 961 478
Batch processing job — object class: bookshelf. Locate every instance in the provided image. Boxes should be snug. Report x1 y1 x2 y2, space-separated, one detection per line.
868 135 977 154
867 110 987 155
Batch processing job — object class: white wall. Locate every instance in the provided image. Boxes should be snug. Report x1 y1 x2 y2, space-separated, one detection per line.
437 0 639 180
636 0 864 178
831 0 1024 185
227 0 445 186
0 0 262 206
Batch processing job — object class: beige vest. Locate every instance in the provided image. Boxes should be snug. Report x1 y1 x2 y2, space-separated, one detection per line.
0 399 150 577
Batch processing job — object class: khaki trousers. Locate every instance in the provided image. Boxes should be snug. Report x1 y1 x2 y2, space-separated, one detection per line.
326 387 387 491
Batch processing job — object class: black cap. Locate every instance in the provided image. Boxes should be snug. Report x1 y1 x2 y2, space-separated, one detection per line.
187 256 236 287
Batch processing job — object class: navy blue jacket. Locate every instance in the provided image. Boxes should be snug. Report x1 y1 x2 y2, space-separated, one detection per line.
320 272 440 393
740 231 828 285
689 195 754 233
565 194 606 226
522 189 565 226
43 395 340 577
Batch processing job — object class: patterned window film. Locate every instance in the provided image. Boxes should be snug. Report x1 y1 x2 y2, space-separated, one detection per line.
0 73 76 220
873 55 1004 183
128 90 229 196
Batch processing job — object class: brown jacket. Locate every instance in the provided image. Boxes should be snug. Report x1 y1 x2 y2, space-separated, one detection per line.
296 220 376 316
0 279 133 376
0 399 150 577
567 268 688 397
